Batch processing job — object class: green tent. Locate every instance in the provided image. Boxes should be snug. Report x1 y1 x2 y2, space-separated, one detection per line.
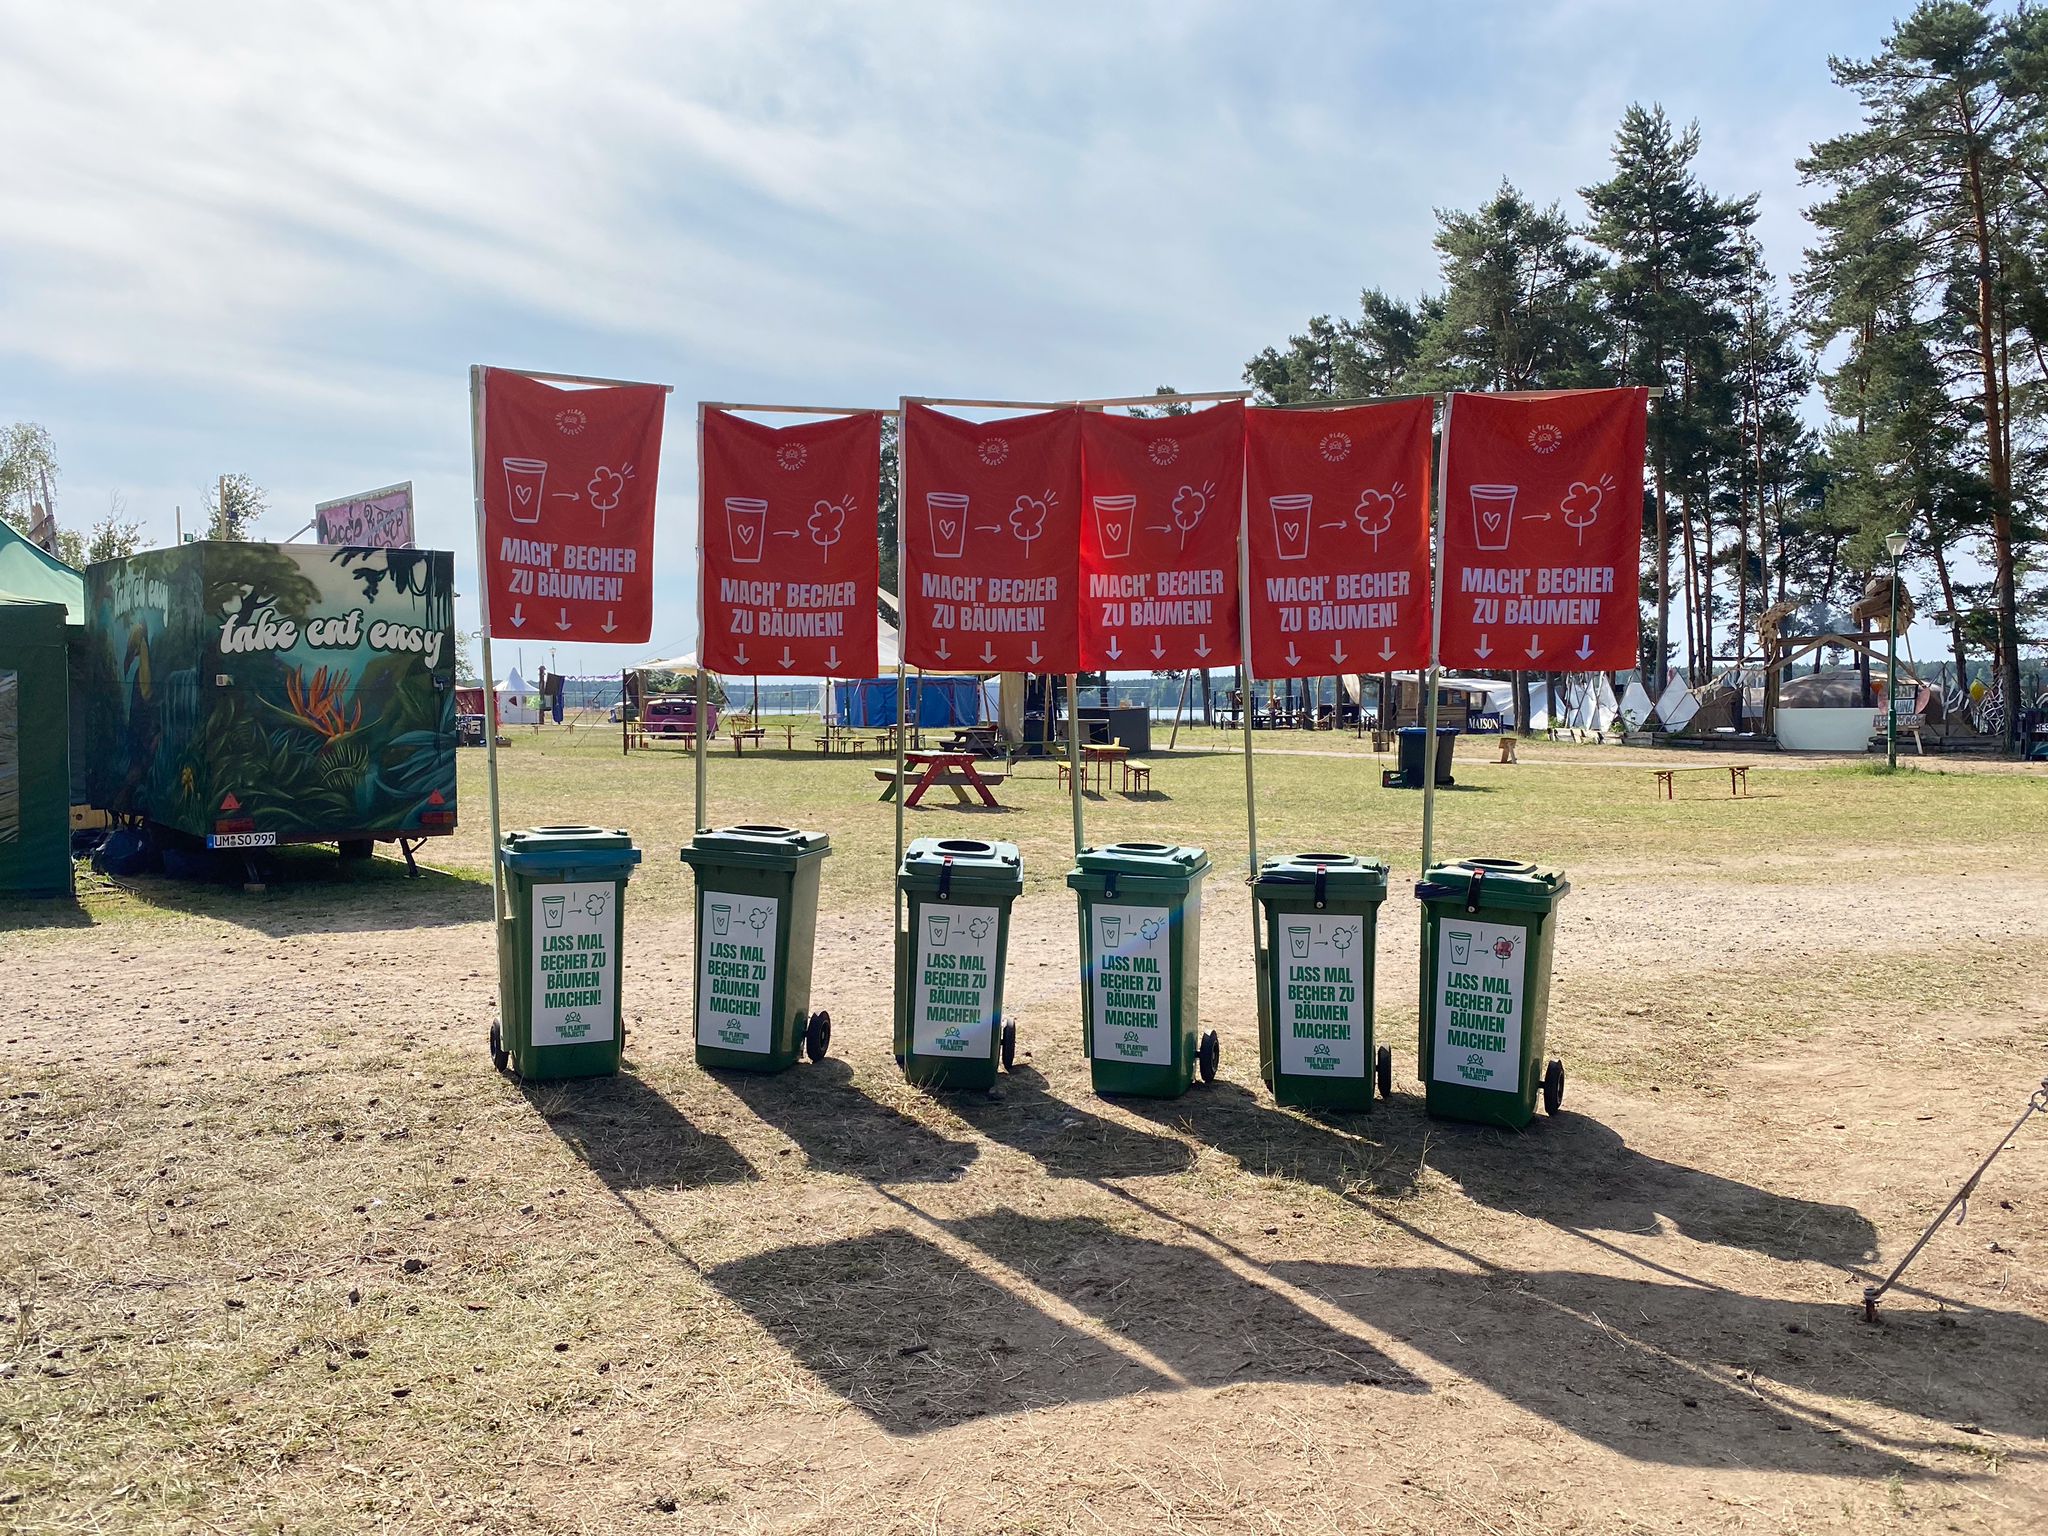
0 595 73 896
0 519 85 624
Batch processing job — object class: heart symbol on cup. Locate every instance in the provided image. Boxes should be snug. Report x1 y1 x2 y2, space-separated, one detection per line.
515 486 531 505
941 520 957 539
737 524 753 543
1284 522 1300 540
1108 523 1123 541
1483 512 1502 532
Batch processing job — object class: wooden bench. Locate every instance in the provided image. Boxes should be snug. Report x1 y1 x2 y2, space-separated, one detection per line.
1652 764 1752 800
1497 737 1518 764
873 767 1008 803
1121 759 1153 795
727 728 766 755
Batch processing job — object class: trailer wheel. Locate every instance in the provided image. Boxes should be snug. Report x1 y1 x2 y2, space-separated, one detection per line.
488 1021 508 1075
805 1011 832 1063
1376 1045 1393 1100
1542 1058 1565 1115
1196 1030 1220 1085
1000 1020 1017 1072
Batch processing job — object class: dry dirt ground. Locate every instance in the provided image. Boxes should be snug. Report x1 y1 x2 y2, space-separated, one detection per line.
5 769 2047 1532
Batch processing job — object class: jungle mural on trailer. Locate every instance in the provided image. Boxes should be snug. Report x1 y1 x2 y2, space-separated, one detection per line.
84 543 458 842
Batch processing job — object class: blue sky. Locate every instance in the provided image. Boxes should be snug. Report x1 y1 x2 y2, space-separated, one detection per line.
0 1 1898 674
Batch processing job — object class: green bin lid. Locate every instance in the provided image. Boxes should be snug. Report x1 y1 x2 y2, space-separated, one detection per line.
681 823 830 869
1070 841 1210 878
1416 857 1569 912
500 825 641 874
899 836 1022 895
1255 851 1388 899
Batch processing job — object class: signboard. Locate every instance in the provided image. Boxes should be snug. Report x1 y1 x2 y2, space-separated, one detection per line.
696 889 779 1053
531 880 617 1047
1437 388 1647 671
699 409 881 677
900 404 1082 672
1275 913 1366 1079
1088 903 1172 1064
1244 398 1433 677
1430 916 1524 1092
911 902 1001 1061
315 482 415 548
479 368 665 645
1079 401 1243 669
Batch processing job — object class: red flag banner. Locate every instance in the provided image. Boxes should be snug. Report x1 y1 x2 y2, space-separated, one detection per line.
699 409 881 677
1244 398 1434 677
1438 388 1647 672
901 404 1082 672
480 368 666 644
1079 401 1244 670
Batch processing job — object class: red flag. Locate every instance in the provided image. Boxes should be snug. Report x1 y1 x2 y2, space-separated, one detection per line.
901 404 1082 672
1244 398 1434 678
479 368 666 644
699 410 881 678
1079 402 1244 670
1438 389 1647 672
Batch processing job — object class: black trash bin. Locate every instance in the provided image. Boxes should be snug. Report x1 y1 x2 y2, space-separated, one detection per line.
1391 727 1457 789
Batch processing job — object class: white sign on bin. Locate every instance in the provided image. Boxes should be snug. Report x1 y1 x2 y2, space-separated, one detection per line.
1276 913 1366 1078
912 902 1000 1060
697 890 779 1053
1431 916 1524 1091
1089 902 1173 1064
531 880 617 1047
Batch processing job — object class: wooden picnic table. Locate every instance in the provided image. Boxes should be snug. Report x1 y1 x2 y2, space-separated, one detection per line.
815 729 871 756
726 726 767 755
1081 742 1129 795
1653 763 1753 800
876 750 1006 808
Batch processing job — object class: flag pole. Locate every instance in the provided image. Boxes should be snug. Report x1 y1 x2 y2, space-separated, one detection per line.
1419 393 1455 874
1067 673 1086 856
694 402 710 835
469 368 510 1025
894 398 911 1036
1236 468 1262 963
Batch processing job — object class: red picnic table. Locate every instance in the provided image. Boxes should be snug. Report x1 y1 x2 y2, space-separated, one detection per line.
875 750 1007 808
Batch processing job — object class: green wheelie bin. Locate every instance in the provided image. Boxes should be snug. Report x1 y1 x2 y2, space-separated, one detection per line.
493 826 643 1081
680 824 831 1072
1415 858 1570 1128
1253 852 1391 1110
1067 842 1217 1097
895 837 1024 1090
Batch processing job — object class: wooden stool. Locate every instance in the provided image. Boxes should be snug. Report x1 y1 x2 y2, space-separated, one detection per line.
1123 760 1152 794
1057 761 1072 790
1498 737 1518 764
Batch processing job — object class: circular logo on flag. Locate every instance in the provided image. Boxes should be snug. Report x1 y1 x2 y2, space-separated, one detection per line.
1318 431 1352 464
554 408 588 437
1528 423 1564 454
978 437 1010 467
776 443 808 472
1147 437 1180 467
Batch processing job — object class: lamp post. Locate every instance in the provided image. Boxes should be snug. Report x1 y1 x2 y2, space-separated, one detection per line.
1885 531 1909 770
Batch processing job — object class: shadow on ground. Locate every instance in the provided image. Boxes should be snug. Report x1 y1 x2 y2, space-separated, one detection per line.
950 1063 1194 1178
525 1068 756 1190
102 848 490 937
715 1057 980 1184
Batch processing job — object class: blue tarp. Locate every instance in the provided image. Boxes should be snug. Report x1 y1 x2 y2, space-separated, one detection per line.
834 676 984 727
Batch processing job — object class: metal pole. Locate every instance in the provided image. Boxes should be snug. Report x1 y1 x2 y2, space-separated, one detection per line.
1066 674 1086 857
1887 552 1901 771
1419 393 1454 874
1236 473 1261 963
894 398 911 988
694 403 710 834
469 368 510 1029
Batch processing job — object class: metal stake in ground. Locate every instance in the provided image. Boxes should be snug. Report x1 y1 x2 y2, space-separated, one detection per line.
1862 1077 2048 1322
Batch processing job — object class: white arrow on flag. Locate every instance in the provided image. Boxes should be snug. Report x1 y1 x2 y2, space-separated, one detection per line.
935 638 951 661
1331 641 1348 665
1378 635 1395 662
1193 633 1211 658
779 647 795 669
1105 636 1123 661
600 611 617 634
555 607 572 632
734 643 750 667
1575 634 1594 661
826 645 840 669
1284 642 1302 668
1150 635 1165 660
1025 641 1042 666
1475 634 1493 659
980 642 996 665
508 603 525 629
1525 634 1543 660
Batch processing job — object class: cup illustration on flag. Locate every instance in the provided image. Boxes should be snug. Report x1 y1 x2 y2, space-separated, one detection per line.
710 903 732 937
1099 915 1122 948
1092 494 1136 560
542 895 565 930
1449 930 1471 966
927 914 950 948
503 459 547 525
1470 485 1517 551
726 498 768 564
927 492 969 559
1270 494 1313 561
1289 926 1310 960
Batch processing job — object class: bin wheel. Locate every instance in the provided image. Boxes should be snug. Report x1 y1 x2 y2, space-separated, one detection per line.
805 1010 832 1063
1375 1045 1393 1100
1542 1058 1565 1115
1000 1020 1017 1072
488 1021 508 1075
1196 1029 1220 1085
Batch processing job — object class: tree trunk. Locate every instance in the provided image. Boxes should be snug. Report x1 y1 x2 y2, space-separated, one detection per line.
1960 108 2018 747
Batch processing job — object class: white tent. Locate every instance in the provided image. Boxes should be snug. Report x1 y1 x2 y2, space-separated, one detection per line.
494 668 540 725
1654 672 1700 731
1618 676 1655 731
